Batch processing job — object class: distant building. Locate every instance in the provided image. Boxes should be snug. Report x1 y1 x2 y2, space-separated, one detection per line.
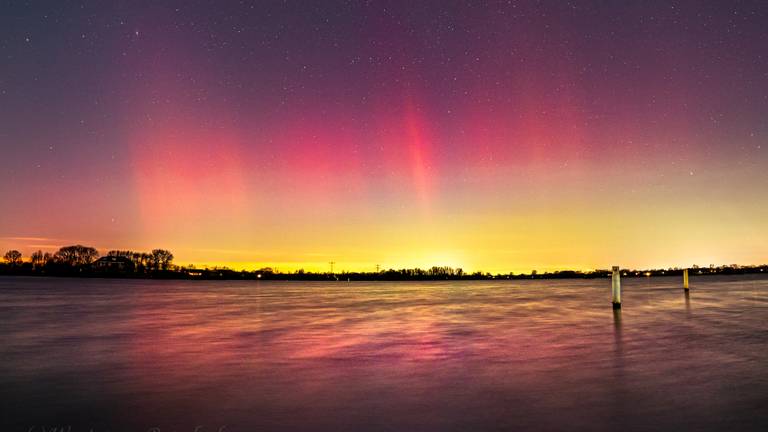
92 256 135 272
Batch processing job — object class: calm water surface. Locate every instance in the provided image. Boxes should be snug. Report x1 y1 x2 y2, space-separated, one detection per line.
1 275 767 431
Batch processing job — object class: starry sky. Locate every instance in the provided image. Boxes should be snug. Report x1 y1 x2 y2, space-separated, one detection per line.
1 0 767 273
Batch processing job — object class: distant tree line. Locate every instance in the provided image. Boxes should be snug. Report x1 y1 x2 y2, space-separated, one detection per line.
0 245 174 276
2 247 768 280
105 249 175 271
169 264 768 281
4 245 99 269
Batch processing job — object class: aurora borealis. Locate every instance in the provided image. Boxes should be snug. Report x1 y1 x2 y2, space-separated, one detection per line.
1 1 767 273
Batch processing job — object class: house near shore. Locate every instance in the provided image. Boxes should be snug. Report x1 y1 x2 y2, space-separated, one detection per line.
92 256 135 273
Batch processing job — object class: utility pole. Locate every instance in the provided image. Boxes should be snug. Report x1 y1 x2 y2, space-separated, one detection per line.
376 264 380 273
329 261 335 274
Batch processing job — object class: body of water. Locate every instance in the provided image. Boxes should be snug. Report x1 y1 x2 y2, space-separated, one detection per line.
1 275 767 431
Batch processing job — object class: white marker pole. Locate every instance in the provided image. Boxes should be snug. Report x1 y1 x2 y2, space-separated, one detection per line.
683 268 689 291
612 266 621 309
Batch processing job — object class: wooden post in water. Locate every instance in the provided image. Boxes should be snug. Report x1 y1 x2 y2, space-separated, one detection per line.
612 266 621 309
683 268 689 291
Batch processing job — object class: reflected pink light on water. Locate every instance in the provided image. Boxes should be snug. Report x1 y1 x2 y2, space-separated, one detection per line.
2 277 768 431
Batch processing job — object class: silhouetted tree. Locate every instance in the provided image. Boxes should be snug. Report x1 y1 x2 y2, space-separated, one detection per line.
130 252 141 271
150 249 174 270
54 245 99 266
3 250 22 266
138 252 150 272
428 266 457 277
30 250 44 266
29 250 51 268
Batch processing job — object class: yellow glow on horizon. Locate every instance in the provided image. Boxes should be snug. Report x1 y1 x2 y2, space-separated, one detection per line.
2 158 767 274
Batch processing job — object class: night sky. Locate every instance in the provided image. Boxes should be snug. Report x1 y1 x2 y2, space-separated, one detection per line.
1 1 767 272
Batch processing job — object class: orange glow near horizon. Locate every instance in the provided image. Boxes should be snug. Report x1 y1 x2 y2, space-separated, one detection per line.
3 166 767 274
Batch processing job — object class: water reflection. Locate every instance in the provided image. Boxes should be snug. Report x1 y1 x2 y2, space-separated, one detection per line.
612 307 622 345
611 307 625 375
1 276 767 431
685 289 691 316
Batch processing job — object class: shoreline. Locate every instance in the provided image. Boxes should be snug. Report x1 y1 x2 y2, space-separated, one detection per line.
1 267 766 282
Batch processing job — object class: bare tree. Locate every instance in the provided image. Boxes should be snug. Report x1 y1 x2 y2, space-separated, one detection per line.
3 250 22 266
30 250 47 268
54 245 99 266
150 249 174 270
139 252 151 272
